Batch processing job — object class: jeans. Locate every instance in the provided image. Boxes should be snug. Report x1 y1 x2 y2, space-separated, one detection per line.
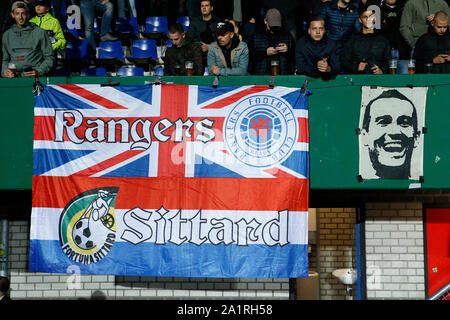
117 0 137 18
80 0 115 56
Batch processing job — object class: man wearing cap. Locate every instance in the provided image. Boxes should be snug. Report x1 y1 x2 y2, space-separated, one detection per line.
2 1 54 77
207 20 249 76
249 8 295 75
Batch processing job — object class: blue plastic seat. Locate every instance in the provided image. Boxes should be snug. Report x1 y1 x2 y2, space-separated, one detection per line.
142 16 169 43
115 17 139 42
62 40 89 72
96 41 124 71
177 16 190 32
65 40 88 60
117 67 144 77
97 41 124 60
154 67 164 76
144 16 169 34
126 39 158 71
80 68 107 76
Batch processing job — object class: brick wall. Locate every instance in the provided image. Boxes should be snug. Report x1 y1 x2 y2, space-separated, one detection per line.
317 208 356 300
365 202 425 299
3 221 290 300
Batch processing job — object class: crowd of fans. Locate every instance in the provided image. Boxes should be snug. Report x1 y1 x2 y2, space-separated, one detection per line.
1 0 450 78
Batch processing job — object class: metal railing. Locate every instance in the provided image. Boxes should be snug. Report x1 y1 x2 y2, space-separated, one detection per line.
428 282 450 300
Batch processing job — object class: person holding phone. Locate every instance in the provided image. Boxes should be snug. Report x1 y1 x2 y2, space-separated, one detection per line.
413 11 450 73
249 8 295 75
2 1 54 78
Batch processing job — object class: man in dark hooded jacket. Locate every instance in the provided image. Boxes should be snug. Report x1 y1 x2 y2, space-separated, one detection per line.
295 17 340 78
413 11 450 73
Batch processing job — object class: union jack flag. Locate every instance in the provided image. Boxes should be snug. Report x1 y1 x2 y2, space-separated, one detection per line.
30 84 310 278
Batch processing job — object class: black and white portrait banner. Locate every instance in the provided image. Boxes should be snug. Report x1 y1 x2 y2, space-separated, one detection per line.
358 86 427 180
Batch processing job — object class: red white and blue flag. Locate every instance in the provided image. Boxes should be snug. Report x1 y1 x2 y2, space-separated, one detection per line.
29 84 309 278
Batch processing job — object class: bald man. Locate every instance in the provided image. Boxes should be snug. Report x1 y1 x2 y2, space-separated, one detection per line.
413 11 450 73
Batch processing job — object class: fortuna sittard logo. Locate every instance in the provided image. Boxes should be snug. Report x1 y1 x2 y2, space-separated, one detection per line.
59 187 119 264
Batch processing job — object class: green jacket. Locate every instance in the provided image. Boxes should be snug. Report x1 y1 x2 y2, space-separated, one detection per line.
400 0 450 48
2 23 55 76
30 13 66 51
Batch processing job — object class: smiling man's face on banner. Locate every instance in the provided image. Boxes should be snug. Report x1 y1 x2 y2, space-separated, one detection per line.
361 96 419 179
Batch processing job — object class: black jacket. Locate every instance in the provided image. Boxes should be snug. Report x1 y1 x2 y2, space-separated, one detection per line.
341 32 391 74
249 29 295 75
378 1 411 59
413 27 450 73
164 36 204 75
295 34 340 78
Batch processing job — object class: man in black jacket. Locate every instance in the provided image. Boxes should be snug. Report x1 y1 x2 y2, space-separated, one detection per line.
249 8 295 75
341 8 390 74
413 11 450 73
295 17 340 78
164 23 204 75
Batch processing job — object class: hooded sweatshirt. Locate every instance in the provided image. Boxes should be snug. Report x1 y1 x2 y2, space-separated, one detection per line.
2 22 54 76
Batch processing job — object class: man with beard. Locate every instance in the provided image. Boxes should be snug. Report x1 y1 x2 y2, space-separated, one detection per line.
413 11 450 73
207 20 248 75
360 89 421 179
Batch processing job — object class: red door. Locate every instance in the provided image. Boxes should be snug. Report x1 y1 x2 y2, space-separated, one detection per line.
426 208 450 298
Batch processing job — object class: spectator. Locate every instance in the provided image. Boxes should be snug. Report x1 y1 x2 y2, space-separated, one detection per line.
187 0 220 51
207 20 249 75
374 0 410 60
295 17 340 78
413 11 450 73
249 8 295 75
2 1 54 77
318 0 361 52
262 0 300 40
341 9 390 74
30 0 66 52
79 0 118 61
186 0 220 66
400 0 450 50
0 276 11 301
164 22 204 75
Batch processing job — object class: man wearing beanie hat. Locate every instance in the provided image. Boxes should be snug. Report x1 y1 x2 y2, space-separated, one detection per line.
207 20 249 75
2 1 54 77
30 0 66 52
249 8 295 75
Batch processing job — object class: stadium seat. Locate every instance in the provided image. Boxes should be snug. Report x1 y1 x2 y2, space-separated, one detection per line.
96 41 125 72
52 68 71 77
80 68 107 76
126 39 158 71
117 67 144 76
154 67 164 76
177 16 190 32
141 16 168 43
115 17 139 46
62 40 89 72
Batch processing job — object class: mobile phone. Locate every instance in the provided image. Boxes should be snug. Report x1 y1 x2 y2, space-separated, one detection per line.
24 67 33 72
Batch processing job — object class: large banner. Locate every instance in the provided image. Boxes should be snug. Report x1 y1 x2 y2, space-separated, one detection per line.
29 84 309 278
358 86 427 181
